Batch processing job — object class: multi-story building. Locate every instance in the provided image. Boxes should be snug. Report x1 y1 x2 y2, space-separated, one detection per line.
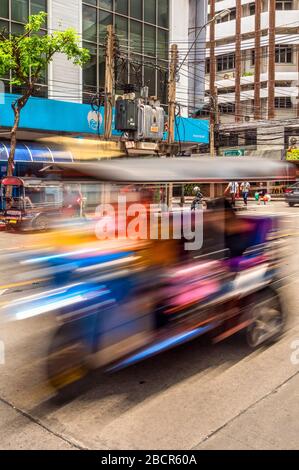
0 1 208 113
0 0 209 175
203 0 299 123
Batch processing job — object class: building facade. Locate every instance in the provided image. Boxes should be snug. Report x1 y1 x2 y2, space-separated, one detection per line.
0 1 208 115
0 1 209 177
203 0 299 123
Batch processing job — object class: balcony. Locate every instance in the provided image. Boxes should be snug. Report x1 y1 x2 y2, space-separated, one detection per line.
206 10 299 42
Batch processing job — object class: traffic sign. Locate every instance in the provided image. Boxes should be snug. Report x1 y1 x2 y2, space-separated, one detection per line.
223 149 245 157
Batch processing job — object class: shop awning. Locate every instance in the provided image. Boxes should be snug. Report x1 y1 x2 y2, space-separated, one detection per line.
0 142 74 163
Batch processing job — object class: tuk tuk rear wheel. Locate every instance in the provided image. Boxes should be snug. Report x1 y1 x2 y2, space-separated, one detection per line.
245 288 286 349
33 215 49 231
47 325 90 395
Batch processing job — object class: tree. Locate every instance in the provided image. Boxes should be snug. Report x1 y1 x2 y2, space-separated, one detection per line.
0 12 90 177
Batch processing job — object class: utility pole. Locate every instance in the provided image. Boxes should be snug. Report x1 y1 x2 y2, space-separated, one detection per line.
104 24 115 140
254 0 262 120
297 44 299 118
167 43 179 208
209 0 216 159
209 0 216 198
167 43 179 148
235 0 242 123
268 0 276 120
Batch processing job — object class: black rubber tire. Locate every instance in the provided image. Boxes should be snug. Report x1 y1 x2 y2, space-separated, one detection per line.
289 202 295 207
245 288 286 349
47 324 90 396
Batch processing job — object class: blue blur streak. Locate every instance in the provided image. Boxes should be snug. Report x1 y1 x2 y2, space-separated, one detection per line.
108 323 216 372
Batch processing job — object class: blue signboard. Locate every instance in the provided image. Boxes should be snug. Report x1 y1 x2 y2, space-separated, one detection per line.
174 116 209 144
0 93 209 144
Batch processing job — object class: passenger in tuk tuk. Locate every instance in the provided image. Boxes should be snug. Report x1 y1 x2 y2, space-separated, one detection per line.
206 197 272 274
63 186 82 217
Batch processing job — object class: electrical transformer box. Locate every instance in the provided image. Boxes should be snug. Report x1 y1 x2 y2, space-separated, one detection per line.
135 104 165 141
115 99 138 132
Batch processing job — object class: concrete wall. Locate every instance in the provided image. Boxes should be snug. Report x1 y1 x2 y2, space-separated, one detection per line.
48 0 82 103
169 0 190 116
189 0 208 115
169 0 208 116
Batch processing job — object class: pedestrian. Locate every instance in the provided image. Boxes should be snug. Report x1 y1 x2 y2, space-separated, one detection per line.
224 181 239 207
262 192 271 205
240 181 251 206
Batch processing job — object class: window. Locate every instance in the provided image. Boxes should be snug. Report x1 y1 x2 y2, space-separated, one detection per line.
144 0 156 24
83 5 97 42
219 102 235 114
131 0 142 20
30 0 46 15
205 58 210 74
130 20 142 54
276 1 293 10
99 1 112 9
275 97 292 108
0 1 9 18
217 53 235 72
0 1 47 30
158 0 169 28
216 8 236 23
0 0 48 97
275 45 293 63
144 24 156 57
82 0 169 105
12 0 29 23
115 0 128 16
249 3 255 15
229 8 236 20
251 50 255 66
275 81 292 87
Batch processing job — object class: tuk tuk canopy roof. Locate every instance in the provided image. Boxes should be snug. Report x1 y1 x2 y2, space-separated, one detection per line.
2 177 24 186
52 157 296 183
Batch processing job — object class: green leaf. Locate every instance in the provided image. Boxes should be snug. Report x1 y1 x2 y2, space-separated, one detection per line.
0 11 90 88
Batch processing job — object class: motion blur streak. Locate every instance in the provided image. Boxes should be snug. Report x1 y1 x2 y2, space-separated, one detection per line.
0 193 291 397
107 324 218 372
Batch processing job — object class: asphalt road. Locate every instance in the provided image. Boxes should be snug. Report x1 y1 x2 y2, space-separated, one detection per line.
1 201 299 450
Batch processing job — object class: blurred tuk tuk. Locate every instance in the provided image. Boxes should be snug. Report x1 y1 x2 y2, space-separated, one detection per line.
1 157 296 395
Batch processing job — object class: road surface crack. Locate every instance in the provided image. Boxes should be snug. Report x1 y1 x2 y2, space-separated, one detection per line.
192 369 299 449
0 396 88 450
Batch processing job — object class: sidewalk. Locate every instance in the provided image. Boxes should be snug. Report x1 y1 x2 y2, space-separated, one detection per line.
196 371 299 450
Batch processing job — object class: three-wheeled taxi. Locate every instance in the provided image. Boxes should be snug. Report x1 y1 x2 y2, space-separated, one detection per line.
1 157 296 395
0 177 65 230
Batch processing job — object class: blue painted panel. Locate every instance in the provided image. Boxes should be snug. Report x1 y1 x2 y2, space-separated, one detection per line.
52 151 74 163
0 94 120 136
0 93 210 143
30 145 53 162
4 143 32 162
175 117 209 144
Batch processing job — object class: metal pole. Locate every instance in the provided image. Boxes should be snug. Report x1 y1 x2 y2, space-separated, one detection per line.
254 0 262 120
167 44 179 208
209 0 216 159
235 0 242 123
104 25 115 140
268 0 276 120
168 44 179 147
209 0 216 198
297 44 299 118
